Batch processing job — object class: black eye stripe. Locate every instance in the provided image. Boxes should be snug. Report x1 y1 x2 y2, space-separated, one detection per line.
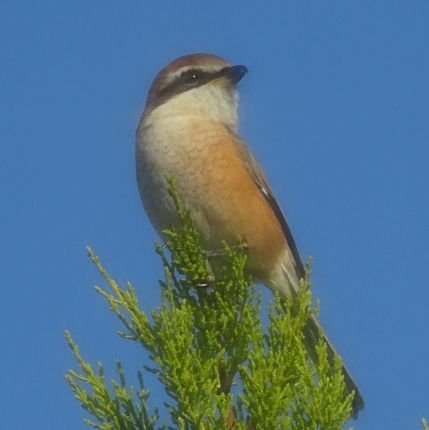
152 67 232 109
158 69 218 99
179 69 210 85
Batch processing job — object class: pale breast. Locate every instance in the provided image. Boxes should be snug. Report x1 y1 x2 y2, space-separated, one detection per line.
136 117 286 279
136 117 220 238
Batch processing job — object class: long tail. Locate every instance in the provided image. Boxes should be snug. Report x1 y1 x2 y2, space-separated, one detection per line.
272 254 364 418
304 312 364 418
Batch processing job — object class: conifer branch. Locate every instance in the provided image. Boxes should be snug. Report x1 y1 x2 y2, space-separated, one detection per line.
66 184 358 429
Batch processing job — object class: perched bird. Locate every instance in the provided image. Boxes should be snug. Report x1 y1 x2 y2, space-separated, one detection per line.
136 53 364 417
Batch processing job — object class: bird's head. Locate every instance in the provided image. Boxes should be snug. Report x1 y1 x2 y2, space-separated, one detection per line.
142 53 247 130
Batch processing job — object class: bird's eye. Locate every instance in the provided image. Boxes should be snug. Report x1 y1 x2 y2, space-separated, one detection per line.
181 70 202 86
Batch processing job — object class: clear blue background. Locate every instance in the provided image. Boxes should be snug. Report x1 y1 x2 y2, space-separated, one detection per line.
1 1 428 428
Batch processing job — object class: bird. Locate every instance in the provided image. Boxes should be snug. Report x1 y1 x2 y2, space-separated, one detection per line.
135 53 364 417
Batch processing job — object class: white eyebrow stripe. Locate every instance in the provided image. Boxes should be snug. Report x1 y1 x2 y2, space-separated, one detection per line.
169 65 223 81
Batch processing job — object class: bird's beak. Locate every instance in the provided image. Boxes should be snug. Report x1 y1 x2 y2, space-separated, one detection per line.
219 65 248 84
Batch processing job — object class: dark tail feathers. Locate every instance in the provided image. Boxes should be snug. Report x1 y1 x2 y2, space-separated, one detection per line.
303 314 364 418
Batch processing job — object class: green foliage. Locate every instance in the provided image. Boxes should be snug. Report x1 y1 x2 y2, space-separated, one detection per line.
66 184 355 429
65 331 159 430
239 289 352 430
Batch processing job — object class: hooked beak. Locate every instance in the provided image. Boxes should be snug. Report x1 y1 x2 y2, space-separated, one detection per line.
219 65 248 84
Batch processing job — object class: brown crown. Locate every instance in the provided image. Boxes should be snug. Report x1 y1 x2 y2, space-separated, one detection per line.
146 53 231 106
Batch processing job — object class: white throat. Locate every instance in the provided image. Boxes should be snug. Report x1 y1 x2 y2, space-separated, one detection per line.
143 83 239 132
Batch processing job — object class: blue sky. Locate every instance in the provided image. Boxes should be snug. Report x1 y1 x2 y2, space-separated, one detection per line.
1 0 428 428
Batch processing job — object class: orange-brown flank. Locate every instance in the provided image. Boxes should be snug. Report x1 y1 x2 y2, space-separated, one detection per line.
182 119 286 281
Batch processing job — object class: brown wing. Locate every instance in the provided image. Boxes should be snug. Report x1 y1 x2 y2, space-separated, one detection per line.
234 136 305 280
233 135 364 417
